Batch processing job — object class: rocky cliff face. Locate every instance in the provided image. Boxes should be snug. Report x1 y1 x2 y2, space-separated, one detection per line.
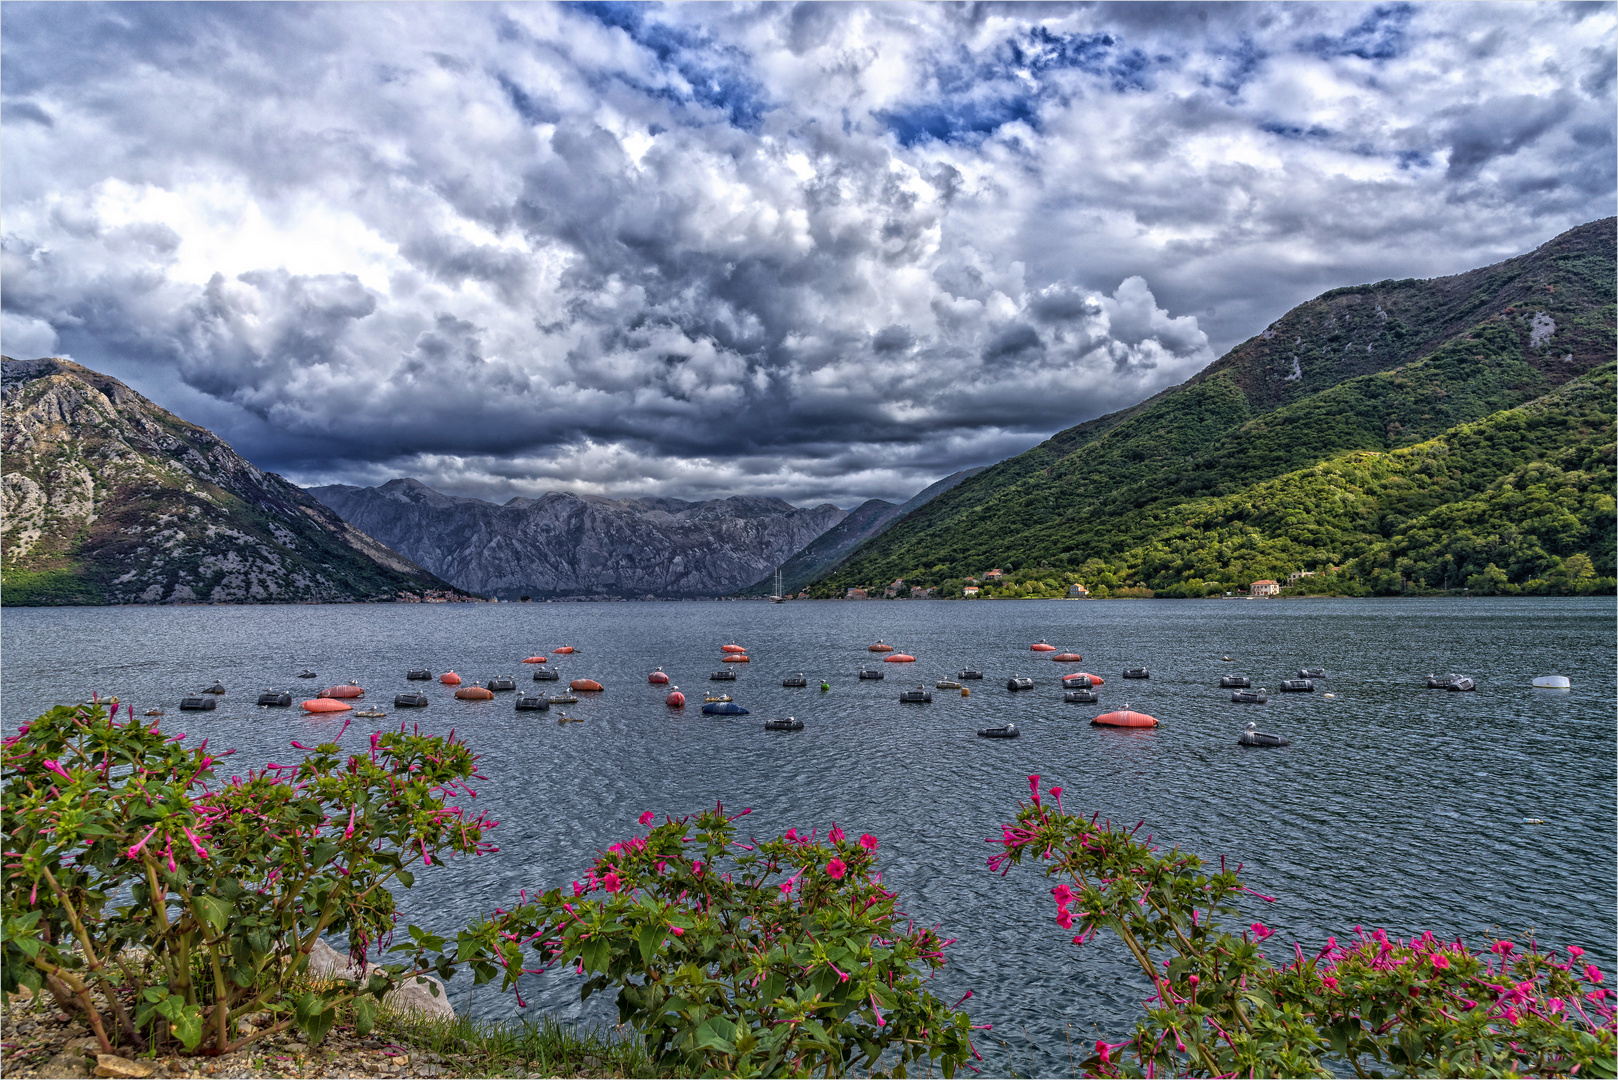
309 479 847 599
1 357 468 604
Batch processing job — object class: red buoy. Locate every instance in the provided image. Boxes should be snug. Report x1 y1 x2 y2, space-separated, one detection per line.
1062 672 1104 686
1092 710 1158 728
455 685 494 701
522 656 547 664
440 672 462 685
648 669 670 684
721 654 750 662
1052 652 1083 663
721 643 747 654
884 653 916 662
301 698 352 713
1031 641 1056 651
666 688 686 707
322 684 365 699
571 679 604 692
869 641 894 652
554 646 576 654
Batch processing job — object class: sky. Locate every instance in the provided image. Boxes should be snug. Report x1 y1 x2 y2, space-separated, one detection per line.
3 2 1614 507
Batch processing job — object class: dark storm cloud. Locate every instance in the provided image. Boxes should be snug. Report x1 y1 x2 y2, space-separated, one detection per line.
2 1 1614 506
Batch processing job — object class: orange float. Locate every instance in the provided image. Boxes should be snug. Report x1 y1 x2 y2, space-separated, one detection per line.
1062 672 1105 686
455 685 494 701
721 654 750 662
322 684 365 699
440 672 462 685
648 669 670 684
884 653 916 663
553 646 576 654
666 689 686 707
868 641 894 652
1052 652 1083 663
1092 710 1158 728
302 698 352 713
721 643 748 654
1031 641 1056 651
522 656 547 664
571 679 604 692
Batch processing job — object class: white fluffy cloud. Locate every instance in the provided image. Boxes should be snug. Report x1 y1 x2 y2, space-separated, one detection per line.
2 2 1612 504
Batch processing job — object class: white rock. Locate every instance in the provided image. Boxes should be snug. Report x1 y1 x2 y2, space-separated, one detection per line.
304 939 454 1020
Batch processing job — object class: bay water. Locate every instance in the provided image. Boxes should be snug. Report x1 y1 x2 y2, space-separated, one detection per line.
4 597 1613 1075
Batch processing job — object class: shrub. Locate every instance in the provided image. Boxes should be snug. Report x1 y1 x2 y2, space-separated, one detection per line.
1 701 499 1056
992 776 1615 1077
443 804 978 1077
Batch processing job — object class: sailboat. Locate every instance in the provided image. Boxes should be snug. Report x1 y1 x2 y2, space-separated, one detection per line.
769 568 786 603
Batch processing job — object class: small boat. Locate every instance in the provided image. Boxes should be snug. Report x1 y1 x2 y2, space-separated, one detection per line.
1061 674 1093 689
532 668 560 682
455 684 495 701
301 698 350 713
297 670 317 679
514 694 550 711
203 682 227 695
179 696 217 711
550 694 579 704
323 683 365 699
522 656 547 664
1052 652 1083 663
764 717 804 731
1121 668 1150 680
648 669 670 684
257 691 293 707
1533 675 1572 689
1445 676 1476 692
1031 641 1056 652
666 689 686 707
1426 674 1474 691
557 714 583 724
488 676 518 691
704 693 733 703
722 643 748 654
858 668 885 680
710 670 737 681
144 708 164 716
936 679 962 690
958 669 984 680
884 653 916 663
869 641 894 652
721 654 751 663
781 674 808 687
702 701 749 715
1237 722 1289 747
1230 689 1267 704
394 692 429 708
1064 689 1099 704
899 688 932 703
1220 675 1251 689
1298 667 1325 679
570 679 604 692
553 646 576 654
440 672 462 685
1006 676 1034 692
354 709 387 718
406 669 433 680
978 723 1020 738
1278 679 1314 693
1092 709 1158 728
1222 656 1235 662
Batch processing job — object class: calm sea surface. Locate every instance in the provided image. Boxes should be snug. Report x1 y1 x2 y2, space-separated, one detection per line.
4 597 1614 1075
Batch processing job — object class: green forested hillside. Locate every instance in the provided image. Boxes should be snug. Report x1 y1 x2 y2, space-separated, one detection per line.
812 219 1616 598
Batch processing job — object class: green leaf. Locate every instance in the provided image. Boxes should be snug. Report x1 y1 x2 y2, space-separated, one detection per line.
638 924 662 966
353 995 377 1037
307 841 340 868
171 1005 204 1051
396 868 415 888
191 894 231 935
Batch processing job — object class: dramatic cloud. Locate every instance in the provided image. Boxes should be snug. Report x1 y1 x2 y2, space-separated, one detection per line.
3 2 1613 504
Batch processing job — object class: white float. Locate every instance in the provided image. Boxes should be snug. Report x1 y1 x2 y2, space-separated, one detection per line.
1532 675 1572 689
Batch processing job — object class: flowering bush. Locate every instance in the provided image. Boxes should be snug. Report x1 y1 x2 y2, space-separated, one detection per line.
993 776 1615 1078
1 701 498 1056
440 805 978 1077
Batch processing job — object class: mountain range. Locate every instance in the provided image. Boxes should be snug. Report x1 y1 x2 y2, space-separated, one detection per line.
811 218 1616 598
1 357 466 605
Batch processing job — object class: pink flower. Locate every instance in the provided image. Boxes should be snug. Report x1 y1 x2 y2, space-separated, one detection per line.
1187 975 1199 987
785 828 799 842
1056 908 1074 930
1048 785 1063 809
42 759 73 782
1492 940 1515 956
1322 976 1339 991
859 834 878 852
1567 945 1585 959
603 871 622 893
1586 964 1604 984
1028 775 1041 805
826 857 847 880
639 811 655 826
1051 883 1074 906
1547 998 1566 1013
829 824 845 844
1250 922 1273 940
669 924 684 936
1431 953 1450 970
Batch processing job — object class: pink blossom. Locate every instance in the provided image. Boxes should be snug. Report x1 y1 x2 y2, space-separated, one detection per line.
827 857 847 880
1492 940 1515 956
1586 964 1604 983
126 824 160 860
859 834 879 852
669 924 684 936
1322 976 1339 991
42 759 72 782
1187 975 1199 987
604 871 622 893
1028 775 1041 805
785 828 799 842
1250 922 1274 940
1056 908 1074 930
1547 998 1566 1013
1567 945 1585 959
639 811 655 826
1431 953 1450 971
828 824 845 844
1051 883 1074 906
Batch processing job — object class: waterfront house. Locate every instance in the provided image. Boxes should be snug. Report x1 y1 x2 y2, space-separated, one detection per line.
845 587 869 600
1251 579 1280 597
963 586 980 597
1068 583 1089 598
